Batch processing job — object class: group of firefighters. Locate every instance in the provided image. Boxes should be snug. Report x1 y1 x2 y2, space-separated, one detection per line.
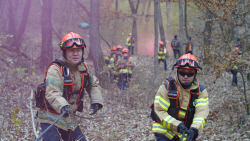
104 34 195 90
35 31 243 141
104 40 135 90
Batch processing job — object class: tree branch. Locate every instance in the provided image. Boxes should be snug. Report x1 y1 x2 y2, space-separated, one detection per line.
51 20 62 40
0 57 10 67
29 89 38 138
146 0 152 16
76 0 90 16
75 1 111 49
100 34 111 49
1 44 30 59
128 0 136 13
184 0 189 40
135 0 140 12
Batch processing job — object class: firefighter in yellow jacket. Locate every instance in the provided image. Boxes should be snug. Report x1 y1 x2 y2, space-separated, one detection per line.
105 46 117 84
158 41 167 71
126 33 135 55
152 53 209 141
37 32 103 141
109 45 123 83
116 48 135 90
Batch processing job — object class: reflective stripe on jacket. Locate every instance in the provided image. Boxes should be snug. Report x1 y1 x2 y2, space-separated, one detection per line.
105 53 116 66
152 75 209 139
158 48 167 59
116 56 134 74
126 37 134 46
37 56 103 131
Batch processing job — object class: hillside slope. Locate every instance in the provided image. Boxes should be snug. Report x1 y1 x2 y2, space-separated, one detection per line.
0 53 249 140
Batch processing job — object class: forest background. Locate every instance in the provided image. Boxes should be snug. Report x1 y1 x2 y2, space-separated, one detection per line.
0 0 250 140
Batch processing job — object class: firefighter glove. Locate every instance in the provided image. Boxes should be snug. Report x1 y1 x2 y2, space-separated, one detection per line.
186 128 195 141
177 123 188 134
61 106 70 118
190 128 198 139
90 103 102 115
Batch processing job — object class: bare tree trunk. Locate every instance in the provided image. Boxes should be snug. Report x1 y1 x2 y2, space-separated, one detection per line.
112 0 118 46
233 1 240 43
243 0 249 47
146 0 152 17
67 1 73 30
8 0 16 41
0 1 5 16
132 18 137 54
203 9 213 57
128 0 140 55
166 1 171 49
40 0 53 69
12 0 32 52
157 2 166 48
75 0 111 50
0 1 8 34
89 0 105 84
178 0 184 55
184 0 189 40
154 0 159 85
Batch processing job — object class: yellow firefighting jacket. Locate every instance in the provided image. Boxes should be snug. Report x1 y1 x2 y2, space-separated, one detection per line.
152 75 209 140
109 53 122 76
105 53 116 69
116 55 135 75
37 56 103 131
231 50 240 70
126 37 134 46
158 48 167 59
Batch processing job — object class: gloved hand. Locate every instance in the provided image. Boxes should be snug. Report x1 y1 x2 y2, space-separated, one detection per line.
186 128 195 141
190 128 198 140
61 106 70 118
90 103 102 115
177 123 188 134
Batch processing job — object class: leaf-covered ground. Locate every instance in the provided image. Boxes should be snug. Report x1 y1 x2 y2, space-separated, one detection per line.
0 53 250 141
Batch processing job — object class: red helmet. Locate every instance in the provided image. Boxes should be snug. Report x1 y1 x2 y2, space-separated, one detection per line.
117 45 123 50
173 53 202 70
129 33 132 36
122 48 129 54
59 32 86 50
159 41 164 45
111 46 117 51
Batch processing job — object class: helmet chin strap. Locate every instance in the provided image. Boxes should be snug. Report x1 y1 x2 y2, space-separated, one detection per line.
177 68 197 89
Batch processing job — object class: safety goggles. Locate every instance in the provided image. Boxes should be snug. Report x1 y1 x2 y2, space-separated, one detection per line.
60 38 86 49
174 59 202 70
178 70 195 77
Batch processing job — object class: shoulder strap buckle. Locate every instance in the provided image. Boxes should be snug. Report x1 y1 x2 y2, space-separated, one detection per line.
63 66 70 77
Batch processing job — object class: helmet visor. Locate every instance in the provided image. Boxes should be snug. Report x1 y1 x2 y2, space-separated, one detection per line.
60 38 86 49
175 59 202 70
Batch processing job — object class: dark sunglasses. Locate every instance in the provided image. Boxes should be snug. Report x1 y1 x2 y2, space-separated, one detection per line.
178 71 195 77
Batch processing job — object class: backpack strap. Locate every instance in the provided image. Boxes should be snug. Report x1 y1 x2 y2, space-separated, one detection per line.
81 62 89 88
189 84 200 108
163 76 185 121
44 59 74 99
76 62 90 112
185 83 200 128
